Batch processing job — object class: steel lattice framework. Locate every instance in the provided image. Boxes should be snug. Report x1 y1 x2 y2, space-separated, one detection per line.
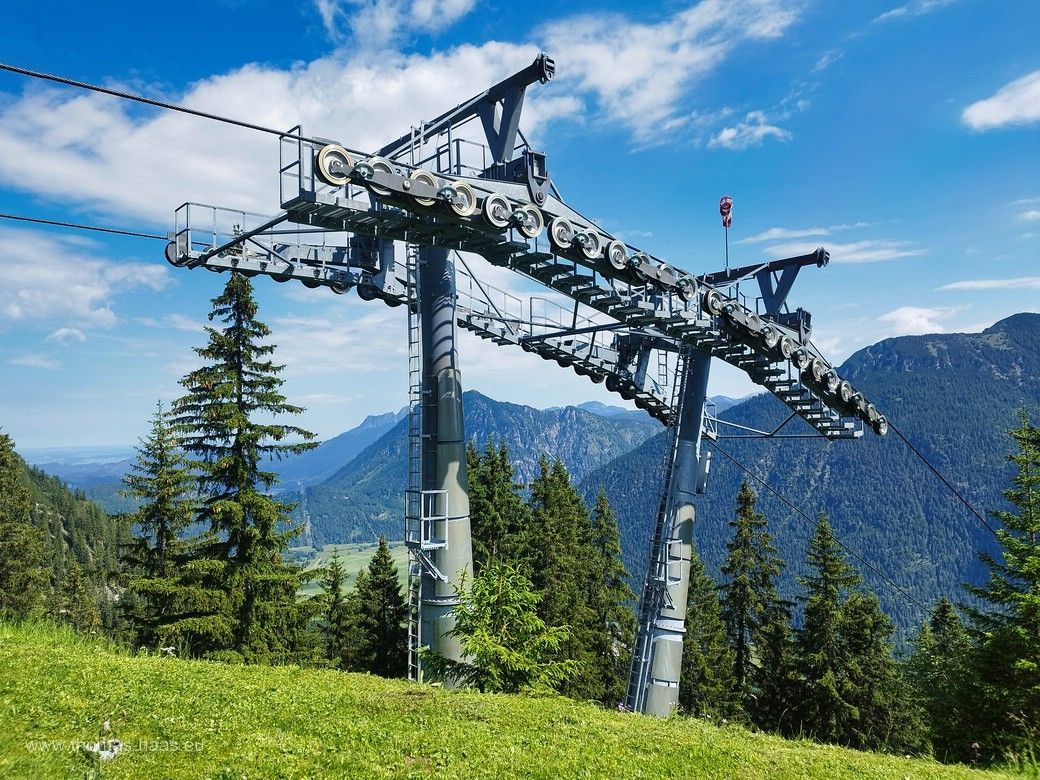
165 54 889 716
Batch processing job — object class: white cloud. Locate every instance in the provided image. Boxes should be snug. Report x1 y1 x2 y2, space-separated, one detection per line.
874 0 955 23
938 276 1040 291
8 354 61 369
813 50 843 72
46 327 87 343
878 306 959 335
765 239 926 263
708 110 792 150
1019 209 1040 222
538 0 799 142
0 228 168 326
315 0 476 44
736 222 870 244
962 70 1040 131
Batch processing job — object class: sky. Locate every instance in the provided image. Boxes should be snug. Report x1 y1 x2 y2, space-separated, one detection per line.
0 0 1037 449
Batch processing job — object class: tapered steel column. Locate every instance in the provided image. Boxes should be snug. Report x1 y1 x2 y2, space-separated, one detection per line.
418 245 473 669
627 352 711 716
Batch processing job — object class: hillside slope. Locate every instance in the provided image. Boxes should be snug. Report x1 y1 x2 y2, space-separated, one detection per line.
582 313 1040 631
0 623 1012 780
298 390 661 545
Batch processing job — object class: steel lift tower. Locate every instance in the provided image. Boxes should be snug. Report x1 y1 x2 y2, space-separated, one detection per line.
166 54 889 711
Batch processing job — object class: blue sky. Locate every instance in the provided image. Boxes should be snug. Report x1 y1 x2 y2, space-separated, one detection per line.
0 0 1037 448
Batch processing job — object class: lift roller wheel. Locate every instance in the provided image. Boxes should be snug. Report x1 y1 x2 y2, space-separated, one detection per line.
792 347 811 370
838 380 854 404
409 169 438 207
514 204 544 239
676 275 698 303
627 252 650 282
314 144 355 187
874 415 889 436
761 325 780 349
605 375 622 393
330 281 353 295
441 182 477 217
355 156 395 196
575 229 603 261
164 241 191 268
606 240 627 272
810 357 829 383
822 370 840 393
357 283 379 301
272 264 295 282
301 277 321 289
703 288 726 316
778 335 796 360
482 193 512 229
548 217 575 250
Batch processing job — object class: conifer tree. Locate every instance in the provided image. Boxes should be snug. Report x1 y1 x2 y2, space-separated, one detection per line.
719 481 784 706
752 601 798 734
680 551 739 719
319 553 367 670
907 598 973 762
58 559 102 633
120 402 197 646
467 439 529 572
421 560 577 694
171 272 317 662
356 536 407 677
0 431 49 619
965 411 1040 760
794 512 860 743
585 489 636 705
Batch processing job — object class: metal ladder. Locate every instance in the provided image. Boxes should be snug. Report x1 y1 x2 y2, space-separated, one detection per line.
405 242 424 682
625 347 690 711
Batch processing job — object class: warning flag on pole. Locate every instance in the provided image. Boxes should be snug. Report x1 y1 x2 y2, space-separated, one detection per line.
720 195 733 228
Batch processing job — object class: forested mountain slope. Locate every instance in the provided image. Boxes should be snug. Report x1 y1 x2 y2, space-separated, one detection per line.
581 313 1040 631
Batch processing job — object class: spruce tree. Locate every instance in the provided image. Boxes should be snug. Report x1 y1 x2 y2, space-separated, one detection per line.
752 601 798 734
171 272 317 662
719 481 784 708
907 598 973 762
0 431 49 619
421 560 577 694
356 536 407 677
680 551 739 720
585 489 636 705
120 402 197 646
794 512 860 744
965 411 1040 761
319 553 367 670
467 439 529 572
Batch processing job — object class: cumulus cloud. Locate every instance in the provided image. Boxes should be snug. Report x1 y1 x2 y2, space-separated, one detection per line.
0 228 168 327
538 0 800 143
765 239 926 263
46 327 87 343
874 0 956 23
1019 209 1040 222
709 110 792 150
937 276 1040 291
315 0 476 44
962 70 1040 131
878 306 959 335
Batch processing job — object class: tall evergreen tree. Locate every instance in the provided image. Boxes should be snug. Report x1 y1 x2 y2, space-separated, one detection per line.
467 439 529 572
907 598 974 762
356 536 408 677
794 512 860 744
719 481 784 707
680 551 739 720
318 554 367 670
421 560 577 694
752 600 798 734
0 431 49 619
171 272 317 662
965 411 1040 761
585 489 636 705
120 402 197 646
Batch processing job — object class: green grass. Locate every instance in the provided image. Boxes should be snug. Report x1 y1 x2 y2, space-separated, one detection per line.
297 540 410 596
0 621 1019 780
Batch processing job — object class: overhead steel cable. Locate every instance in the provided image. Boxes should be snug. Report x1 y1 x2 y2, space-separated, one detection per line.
0 61 347 151
887 419 1000 539
0 211 166 241
709 440 931 615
